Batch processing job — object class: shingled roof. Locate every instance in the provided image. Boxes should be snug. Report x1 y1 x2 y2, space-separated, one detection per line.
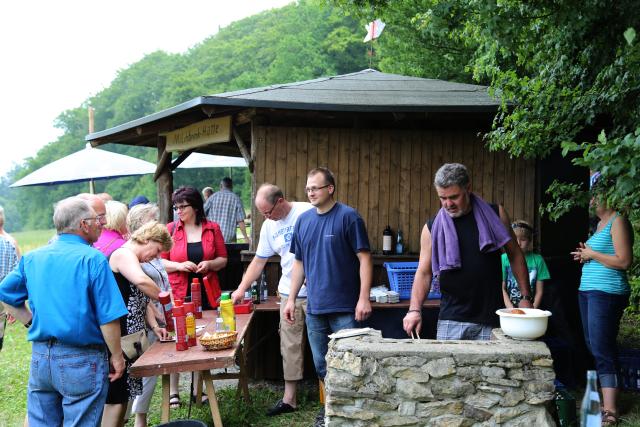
87 69 500 142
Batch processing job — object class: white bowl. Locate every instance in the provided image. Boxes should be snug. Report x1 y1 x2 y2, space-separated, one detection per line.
495 308 552 340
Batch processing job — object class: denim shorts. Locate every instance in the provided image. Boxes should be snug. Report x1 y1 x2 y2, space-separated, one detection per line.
306 312 358 380
28 340 109 427
578 290 629 388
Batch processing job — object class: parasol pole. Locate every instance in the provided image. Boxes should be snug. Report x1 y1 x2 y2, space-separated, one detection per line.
88 107 95 194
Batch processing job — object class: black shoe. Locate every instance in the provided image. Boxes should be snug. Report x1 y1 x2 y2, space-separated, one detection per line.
314 407 325 427
266 399 296 417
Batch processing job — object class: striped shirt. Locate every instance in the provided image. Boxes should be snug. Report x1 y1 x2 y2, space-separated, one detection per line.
204 188 246 243
0 236 18 280
579 215 629 294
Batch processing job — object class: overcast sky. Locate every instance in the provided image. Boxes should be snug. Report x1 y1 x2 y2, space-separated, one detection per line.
0 0 293 177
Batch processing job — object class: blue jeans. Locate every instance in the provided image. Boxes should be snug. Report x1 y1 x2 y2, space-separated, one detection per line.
578 290 629 388
306 312 358 380
28 340 109 427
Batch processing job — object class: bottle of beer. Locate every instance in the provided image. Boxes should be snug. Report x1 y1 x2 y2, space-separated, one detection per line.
260 271 268 302
383 225 392 255
251 281 260 305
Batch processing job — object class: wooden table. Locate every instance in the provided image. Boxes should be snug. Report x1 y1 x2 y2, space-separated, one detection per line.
130 310 254 426
253 295 440 311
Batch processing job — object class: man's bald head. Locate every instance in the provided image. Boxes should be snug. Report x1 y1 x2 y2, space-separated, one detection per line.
78 193 106 217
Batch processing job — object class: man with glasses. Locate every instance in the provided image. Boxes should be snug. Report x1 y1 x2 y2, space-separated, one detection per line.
0 196 127 427
230 183 312 416
284 167 372 427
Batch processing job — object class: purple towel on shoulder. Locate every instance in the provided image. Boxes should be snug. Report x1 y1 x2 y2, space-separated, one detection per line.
431 193 511 276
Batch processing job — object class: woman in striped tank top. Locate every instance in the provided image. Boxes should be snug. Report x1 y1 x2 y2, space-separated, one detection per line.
571 189 633 426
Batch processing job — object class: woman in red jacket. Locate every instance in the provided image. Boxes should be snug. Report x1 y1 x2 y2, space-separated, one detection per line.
161 186 227 408
161 186 228 308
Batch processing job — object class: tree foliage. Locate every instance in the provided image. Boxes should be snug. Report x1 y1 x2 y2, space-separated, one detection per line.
334 0 640 223
2 0 368 231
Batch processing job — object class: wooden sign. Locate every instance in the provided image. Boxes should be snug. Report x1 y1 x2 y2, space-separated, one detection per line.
165 116 231 152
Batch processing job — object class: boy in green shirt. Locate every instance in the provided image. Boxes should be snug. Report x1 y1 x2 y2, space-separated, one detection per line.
501 220 550 309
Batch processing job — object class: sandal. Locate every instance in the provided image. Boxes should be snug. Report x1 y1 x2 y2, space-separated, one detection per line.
191 394 209 404
602 410 619 426
169 394 181 409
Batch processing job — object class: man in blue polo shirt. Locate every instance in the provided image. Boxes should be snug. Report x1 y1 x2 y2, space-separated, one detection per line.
0 196 127 427
284 167 372 427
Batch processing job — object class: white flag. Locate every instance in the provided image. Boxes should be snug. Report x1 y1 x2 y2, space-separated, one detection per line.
363 19 385 43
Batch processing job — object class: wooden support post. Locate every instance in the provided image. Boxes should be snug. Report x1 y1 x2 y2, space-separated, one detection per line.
161 374 170 423
249 122 258 250
202 370 224 427
155 137 173 223
233 127 253 173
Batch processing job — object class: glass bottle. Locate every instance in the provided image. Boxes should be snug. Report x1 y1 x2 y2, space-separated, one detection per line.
395 228 404 255
580 370 601 427
382 225 392 255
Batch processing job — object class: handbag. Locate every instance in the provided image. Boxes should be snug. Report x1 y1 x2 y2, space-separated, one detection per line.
121 330 150 362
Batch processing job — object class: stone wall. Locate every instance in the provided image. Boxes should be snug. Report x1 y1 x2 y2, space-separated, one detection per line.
324 330 556 426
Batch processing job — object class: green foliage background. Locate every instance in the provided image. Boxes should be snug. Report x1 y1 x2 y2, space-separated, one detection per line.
0 0 368 232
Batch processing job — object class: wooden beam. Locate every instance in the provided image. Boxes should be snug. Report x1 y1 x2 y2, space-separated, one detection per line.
235 108 256 126
233 127 253 173
155 137 173 224
170 150 193 171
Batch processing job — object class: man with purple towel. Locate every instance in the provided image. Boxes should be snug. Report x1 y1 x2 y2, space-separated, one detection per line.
403 163 532 340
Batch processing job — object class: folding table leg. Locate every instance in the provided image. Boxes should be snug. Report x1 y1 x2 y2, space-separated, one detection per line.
161 374 170 423
202 369 223 427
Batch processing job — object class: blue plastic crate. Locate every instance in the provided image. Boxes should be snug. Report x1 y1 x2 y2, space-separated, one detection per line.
383 262 441 300
618 348 640 391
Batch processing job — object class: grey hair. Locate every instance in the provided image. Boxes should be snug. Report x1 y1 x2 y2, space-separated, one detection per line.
257 183 284 205
434 163 470 188
127 203 160 234
53 197 93 233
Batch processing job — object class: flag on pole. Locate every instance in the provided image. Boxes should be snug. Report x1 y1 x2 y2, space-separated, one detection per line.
363 19 385 43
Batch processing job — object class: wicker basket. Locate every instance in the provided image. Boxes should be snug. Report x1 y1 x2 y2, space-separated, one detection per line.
199 331 237 351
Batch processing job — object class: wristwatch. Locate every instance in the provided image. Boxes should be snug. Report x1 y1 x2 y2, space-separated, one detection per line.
521 295 534 303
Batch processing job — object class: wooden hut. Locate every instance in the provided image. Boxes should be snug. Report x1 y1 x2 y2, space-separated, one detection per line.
87 69 586 379
87 69 546 253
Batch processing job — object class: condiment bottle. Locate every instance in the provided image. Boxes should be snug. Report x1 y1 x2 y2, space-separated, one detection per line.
191 279 202 319
251 281 260 305
158 291 174 332
184 302 197 347
219 292 236 331
172 302 188 351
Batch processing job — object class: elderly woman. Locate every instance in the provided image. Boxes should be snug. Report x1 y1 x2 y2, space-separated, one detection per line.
161 186 228 408
94 200 129 256
571 179 633 426
126 204 172 427
102 221 173 427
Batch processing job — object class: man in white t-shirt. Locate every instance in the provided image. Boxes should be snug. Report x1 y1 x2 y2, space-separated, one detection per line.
231 183 312 417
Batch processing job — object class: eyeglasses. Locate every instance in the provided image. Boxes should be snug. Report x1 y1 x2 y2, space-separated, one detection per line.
172 204 191 211
305 184 330 193
83 214 107 225
261 198 281 218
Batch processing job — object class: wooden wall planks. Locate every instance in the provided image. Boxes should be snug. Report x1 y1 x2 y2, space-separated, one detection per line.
253 126 535 253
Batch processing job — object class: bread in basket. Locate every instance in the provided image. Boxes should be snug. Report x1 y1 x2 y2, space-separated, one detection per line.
199 331 237 351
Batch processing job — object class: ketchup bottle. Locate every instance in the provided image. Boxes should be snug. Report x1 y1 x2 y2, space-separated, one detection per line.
158 291 174 332
191 279 202 319
172 301 188 351
184 302 197 347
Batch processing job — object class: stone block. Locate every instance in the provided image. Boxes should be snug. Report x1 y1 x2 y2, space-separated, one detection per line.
500 389 525 407
362 398 398 411
531 357 554 367
326 405 377 421
480 365 506 379
416 400 464 418
430 376 475 398
455 366 481 380
378 415 420 426
463 403 493 422
484 376 521 387
396 378 434 400
398 401 416 416
425 357 457 378
327 350 365 376
509 367 555 381
492 404 529 423
429 414 474 427
464 392 501 409
393 367 431 382
476 384 509 395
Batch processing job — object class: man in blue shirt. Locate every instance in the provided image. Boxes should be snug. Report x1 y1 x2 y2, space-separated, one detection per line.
0 196 128 427
284 167 372 427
